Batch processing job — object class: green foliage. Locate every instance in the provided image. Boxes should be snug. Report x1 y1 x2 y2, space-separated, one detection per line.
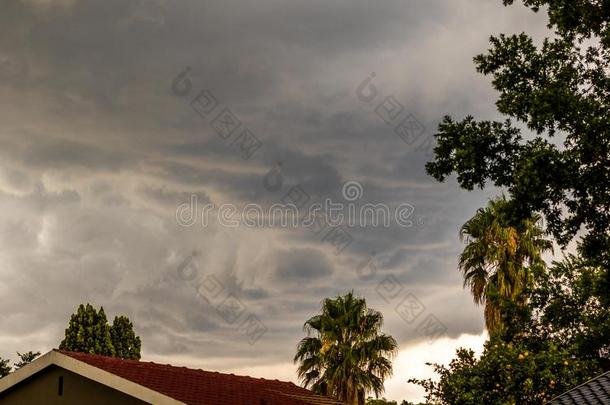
459 197 551 332
110 316 142 360
59 304 141 360
419 3 610 402
410 337 600 405
528 254 610 366
425 0 610 268
294 292 398 405
0 351 42 376
14 351 40 369
0 357 11 378
409 252 609 404
59 304 115 356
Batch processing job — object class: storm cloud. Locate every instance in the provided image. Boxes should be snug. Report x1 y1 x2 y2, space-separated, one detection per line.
0 0 548 401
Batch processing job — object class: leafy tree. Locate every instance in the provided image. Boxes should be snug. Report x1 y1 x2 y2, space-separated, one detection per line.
294 292 398 405
409 337 600 405
409 248 609 404
459 197 551 333
425 0 610 276
419 3 610 401
528 254 610 368
0 357 11 378
14 351 40 369
110 316 141 360
59 304 141 359
59 304 115 356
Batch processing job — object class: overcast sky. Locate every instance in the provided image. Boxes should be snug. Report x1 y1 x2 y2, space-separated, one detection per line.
0 0 549 402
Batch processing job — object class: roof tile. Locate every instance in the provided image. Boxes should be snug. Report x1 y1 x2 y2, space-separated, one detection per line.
548 371 610 405
58 350 339 405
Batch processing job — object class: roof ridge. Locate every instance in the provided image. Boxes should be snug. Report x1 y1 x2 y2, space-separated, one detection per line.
56 349 306 387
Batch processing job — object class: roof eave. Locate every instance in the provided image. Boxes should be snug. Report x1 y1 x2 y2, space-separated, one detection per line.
0 350 185 405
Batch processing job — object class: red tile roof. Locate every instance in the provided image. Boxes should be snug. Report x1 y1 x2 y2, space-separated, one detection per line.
58 350 339 405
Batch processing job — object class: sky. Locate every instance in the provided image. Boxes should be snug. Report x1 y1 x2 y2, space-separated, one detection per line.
0 0 549 402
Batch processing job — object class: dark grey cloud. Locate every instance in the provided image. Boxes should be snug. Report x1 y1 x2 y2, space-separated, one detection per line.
0 0 549 401
274 247 333 281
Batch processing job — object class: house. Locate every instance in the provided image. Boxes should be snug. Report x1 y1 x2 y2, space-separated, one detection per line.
547 370 610 404
0 350 340 405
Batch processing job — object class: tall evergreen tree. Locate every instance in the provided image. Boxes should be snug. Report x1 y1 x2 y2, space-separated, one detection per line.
59 304 142 360
59 304 115 357
110 316 141 360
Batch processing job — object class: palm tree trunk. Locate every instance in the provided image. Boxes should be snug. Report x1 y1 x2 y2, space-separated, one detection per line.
345 379 359 405
357 389 365 405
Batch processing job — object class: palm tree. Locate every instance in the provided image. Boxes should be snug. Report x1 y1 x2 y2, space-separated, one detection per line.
459 197 551 333
294 292 397 405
